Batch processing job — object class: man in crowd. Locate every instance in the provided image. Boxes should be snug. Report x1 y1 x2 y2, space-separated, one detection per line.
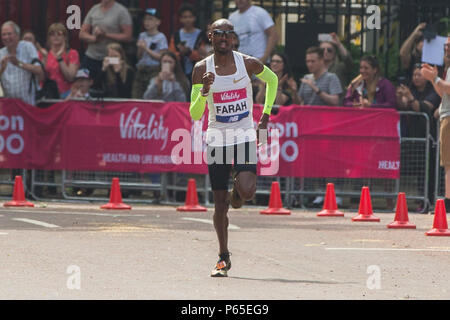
297 46 343 106
297 46 343 207
421 35 450 210
0 21 44 106
79 0 133 81
228 0 278 63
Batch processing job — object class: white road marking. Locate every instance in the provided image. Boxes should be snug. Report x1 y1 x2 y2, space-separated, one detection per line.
182 217 240 230
326 247 450 253
13 218 60 229
0 209 144 218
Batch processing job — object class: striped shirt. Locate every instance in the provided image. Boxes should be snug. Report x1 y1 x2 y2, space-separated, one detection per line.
298 71 343 106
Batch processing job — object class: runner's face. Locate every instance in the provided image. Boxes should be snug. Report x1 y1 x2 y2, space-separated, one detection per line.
210 26 234 54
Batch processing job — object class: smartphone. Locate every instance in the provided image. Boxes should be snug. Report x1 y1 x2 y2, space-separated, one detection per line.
318 33 333 42
161 63 171 73
397 76 408 86
149 42 157 50
108 57 120 65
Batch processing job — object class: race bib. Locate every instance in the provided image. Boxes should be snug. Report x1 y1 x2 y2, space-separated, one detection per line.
213 88 250 123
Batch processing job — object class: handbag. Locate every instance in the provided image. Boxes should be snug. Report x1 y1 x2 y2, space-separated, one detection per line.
30 58 60 100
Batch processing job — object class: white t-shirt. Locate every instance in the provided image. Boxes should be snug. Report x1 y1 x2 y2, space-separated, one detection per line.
228 5 274 59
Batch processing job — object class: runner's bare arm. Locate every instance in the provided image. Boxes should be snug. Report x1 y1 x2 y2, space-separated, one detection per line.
190 61 214 121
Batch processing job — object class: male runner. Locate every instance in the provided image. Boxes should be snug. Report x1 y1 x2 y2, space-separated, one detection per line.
189 19 278 277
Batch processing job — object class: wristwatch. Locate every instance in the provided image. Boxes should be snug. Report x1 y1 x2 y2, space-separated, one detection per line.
18 61 24 68
57 57 64 63
316 88 322 95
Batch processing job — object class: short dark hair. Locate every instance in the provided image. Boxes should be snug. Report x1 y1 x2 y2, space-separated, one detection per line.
178 3 195 16
306 46 324 59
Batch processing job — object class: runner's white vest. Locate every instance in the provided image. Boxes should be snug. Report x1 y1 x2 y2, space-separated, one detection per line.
205 51 256 147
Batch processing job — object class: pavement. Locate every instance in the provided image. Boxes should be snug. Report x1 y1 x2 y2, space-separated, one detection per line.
0 202 449 300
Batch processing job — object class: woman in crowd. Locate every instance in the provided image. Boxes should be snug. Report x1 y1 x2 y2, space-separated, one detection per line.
397 63 441 212
143 50 189 102
400 22 426 77
255 52 299 106
97 42 135 98
22 30 48 60
42 23 80 99
344 55 397 109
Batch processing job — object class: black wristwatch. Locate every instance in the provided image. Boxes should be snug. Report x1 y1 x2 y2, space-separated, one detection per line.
57 57 63 63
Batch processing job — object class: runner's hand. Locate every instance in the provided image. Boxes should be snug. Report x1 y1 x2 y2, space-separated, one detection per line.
202 72 215 96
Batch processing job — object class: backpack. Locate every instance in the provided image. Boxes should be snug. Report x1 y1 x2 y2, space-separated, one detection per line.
30 58 60 101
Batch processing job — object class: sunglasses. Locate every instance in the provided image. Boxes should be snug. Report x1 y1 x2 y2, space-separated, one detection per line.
212 29 234 38
49 31 64 36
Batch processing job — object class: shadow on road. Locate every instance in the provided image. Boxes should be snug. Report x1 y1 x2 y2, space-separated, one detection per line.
229 276 356 285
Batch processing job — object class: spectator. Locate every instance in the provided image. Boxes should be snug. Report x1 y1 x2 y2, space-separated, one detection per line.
297 47 343 106
143 50 189 102
97 42 134 98
400 22 426 77
255 52 299 106
319 32 353 96
22 30 48 60
66 68 93 100
42 23 80 99
344 55 397 109
0 21 44 106
132 8 168 99
397 64 441 134
397 63 441 212
228 0 278 63
79 0 133 82
169 3 207 82
421 36 450 211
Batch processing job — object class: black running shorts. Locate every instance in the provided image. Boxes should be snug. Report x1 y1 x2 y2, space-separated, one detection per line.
207 141 257 191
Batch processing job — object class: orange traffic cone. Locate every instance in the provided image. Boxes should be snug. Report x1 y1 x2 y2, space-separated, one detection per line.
177 179 207 212
260 182 291 215
387 193 416 229
101 178 131 210
426 199 450 236
4 176 34 207
317 183 344 217
352 187 380 222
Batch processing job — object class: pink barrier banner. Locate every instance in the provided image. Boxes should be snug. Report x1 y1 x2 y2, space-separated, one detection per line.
0 99 400 178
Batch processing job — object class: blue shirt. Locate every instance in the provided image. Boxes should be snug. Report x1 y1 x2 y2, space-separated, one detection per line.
179 28 201 76
136 31 168 68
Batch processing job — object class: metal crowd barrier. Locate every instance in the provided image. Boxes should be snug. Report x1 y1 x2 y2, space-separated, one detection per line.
0 169 27 200
278 112 431 212
0 109 434 212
